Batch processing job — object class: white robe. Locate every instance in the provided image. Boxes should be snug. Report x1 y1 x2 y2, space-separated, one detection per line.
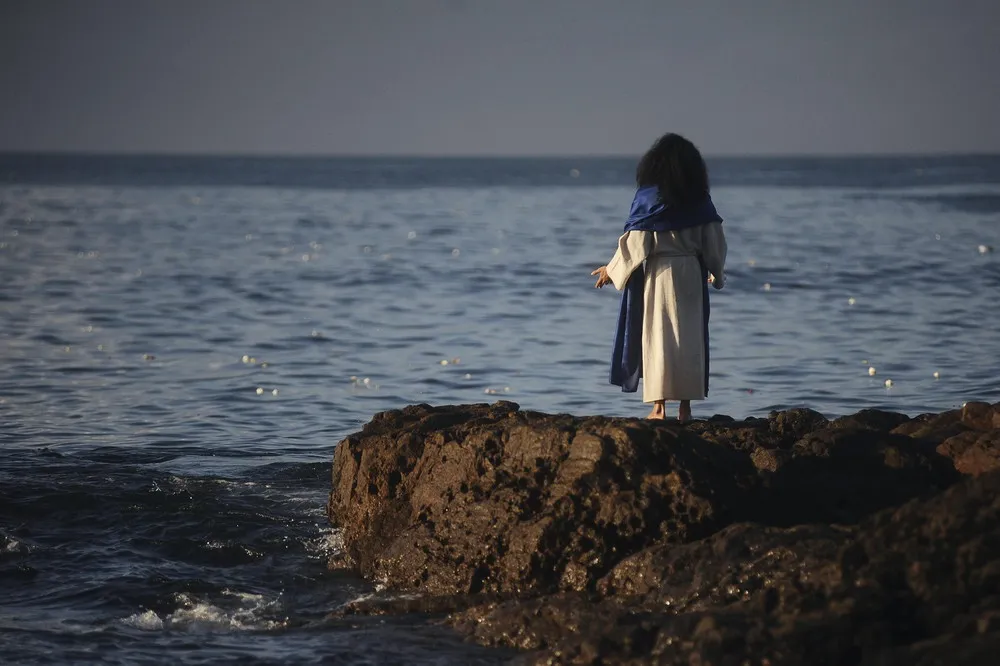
606 222 728 403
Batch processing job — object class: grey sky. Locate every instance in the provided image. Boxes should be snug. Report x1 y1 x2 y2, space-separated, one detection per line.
1 0 998 156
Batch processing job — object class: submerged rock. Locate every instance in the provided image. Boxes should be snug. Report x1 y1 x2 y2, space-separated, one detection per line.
328 401 1000 664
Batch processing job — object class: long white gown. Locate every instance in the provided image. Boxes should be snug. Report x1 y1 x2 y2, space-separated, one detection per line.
605 222 728 403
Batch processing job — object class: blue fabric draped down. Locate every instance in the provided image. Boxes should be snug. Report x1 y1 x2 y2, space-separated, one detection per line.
609 186 723 393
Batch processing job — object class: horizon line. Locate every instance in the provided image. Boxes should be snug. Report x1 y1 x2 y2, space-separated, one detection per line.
1 149 999 160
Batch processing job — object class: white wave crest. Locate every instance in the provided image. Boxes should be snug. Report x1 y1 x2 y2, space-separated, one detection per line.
304 527 343 560
122 610 164 631
120 590 286 632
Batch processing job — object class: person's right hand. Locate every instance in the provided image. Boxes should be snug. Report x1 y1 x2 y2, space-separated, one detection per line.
592 266 611 288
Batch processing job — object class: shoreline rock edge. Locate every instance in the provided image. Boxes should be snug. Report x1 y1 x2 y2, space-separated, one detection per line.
327 401 1000 665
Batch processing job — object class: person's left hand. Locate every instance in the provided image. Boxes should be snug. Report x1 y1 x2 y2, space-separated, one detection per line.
592 266 611 288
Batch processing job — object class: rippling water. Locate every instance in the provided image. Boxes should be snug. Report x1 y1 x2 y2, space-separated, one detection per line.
1 155 998 663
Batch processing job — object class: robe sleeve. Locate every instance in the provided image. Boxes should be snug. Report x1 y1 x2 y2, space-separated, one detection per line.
701 222 728 290
606 230 653 291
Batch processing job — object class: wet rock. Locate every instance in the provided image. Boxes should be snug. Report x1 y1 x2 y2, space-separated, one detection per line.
892 408 970 441
961 401 1000 431
692 421 771 453
450 472 1000 665
939 431 1000 477
768 407 829 442
594 522 850 606
830 408 910 432
328 402 754 597
889 406 1000 478
748 445 789 472
328 404 1000 664
692 408 828 453
761 426 960 525
937 430 982 461
451 593 619 652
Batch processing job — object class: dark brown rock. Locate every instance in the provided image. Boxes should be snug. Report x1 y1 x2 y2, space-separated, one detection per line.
328 403 1000 664
691 408 828 453
692 420 771 453
830 408 911 432
328 402 754 597
450 593 617 652
892 408 970 441
749 445 789 472
594 522 850 607
961 401 999 431
946 432 1000 477
934 405 1000 476
450 472 1000 665
768 407 829 442
936 430 982 460
759 426 960 525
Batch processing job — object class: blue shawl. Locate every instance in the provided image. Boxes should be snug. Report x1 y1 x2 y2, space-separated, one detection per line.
609 186 723 393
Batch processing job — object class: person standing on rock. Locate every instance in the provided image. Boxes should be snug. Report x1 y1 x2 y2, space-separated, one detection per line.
592 133 728 421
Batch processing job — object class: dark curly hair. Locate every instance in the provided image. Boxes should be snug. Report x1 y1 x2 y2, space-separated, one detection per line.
635 133 710 208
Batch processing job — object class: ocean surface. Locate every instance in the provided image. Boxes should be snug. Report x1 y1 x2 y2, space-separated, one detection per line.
1 154 998 664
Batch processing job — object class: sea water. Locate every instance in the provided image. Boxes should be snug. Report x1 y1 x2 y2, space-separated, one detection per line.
1 154 998 663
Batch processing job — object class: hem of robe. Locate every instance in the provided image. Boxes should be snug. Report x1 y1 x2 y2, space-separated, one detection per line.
642 395 708 403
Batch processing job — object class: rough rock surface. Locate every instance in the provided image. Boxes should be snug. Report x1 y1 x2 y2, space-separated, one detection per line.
328 401 1000 664
328 402 754 596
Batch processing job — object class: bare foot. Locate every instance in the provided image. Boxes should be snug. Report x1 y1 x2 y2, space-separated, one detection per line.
646 402 666 420
678 401 692 423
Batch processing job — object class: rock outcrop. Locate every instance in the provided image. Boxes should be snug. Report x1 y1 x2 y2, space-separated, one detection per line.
327 401 1000 664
